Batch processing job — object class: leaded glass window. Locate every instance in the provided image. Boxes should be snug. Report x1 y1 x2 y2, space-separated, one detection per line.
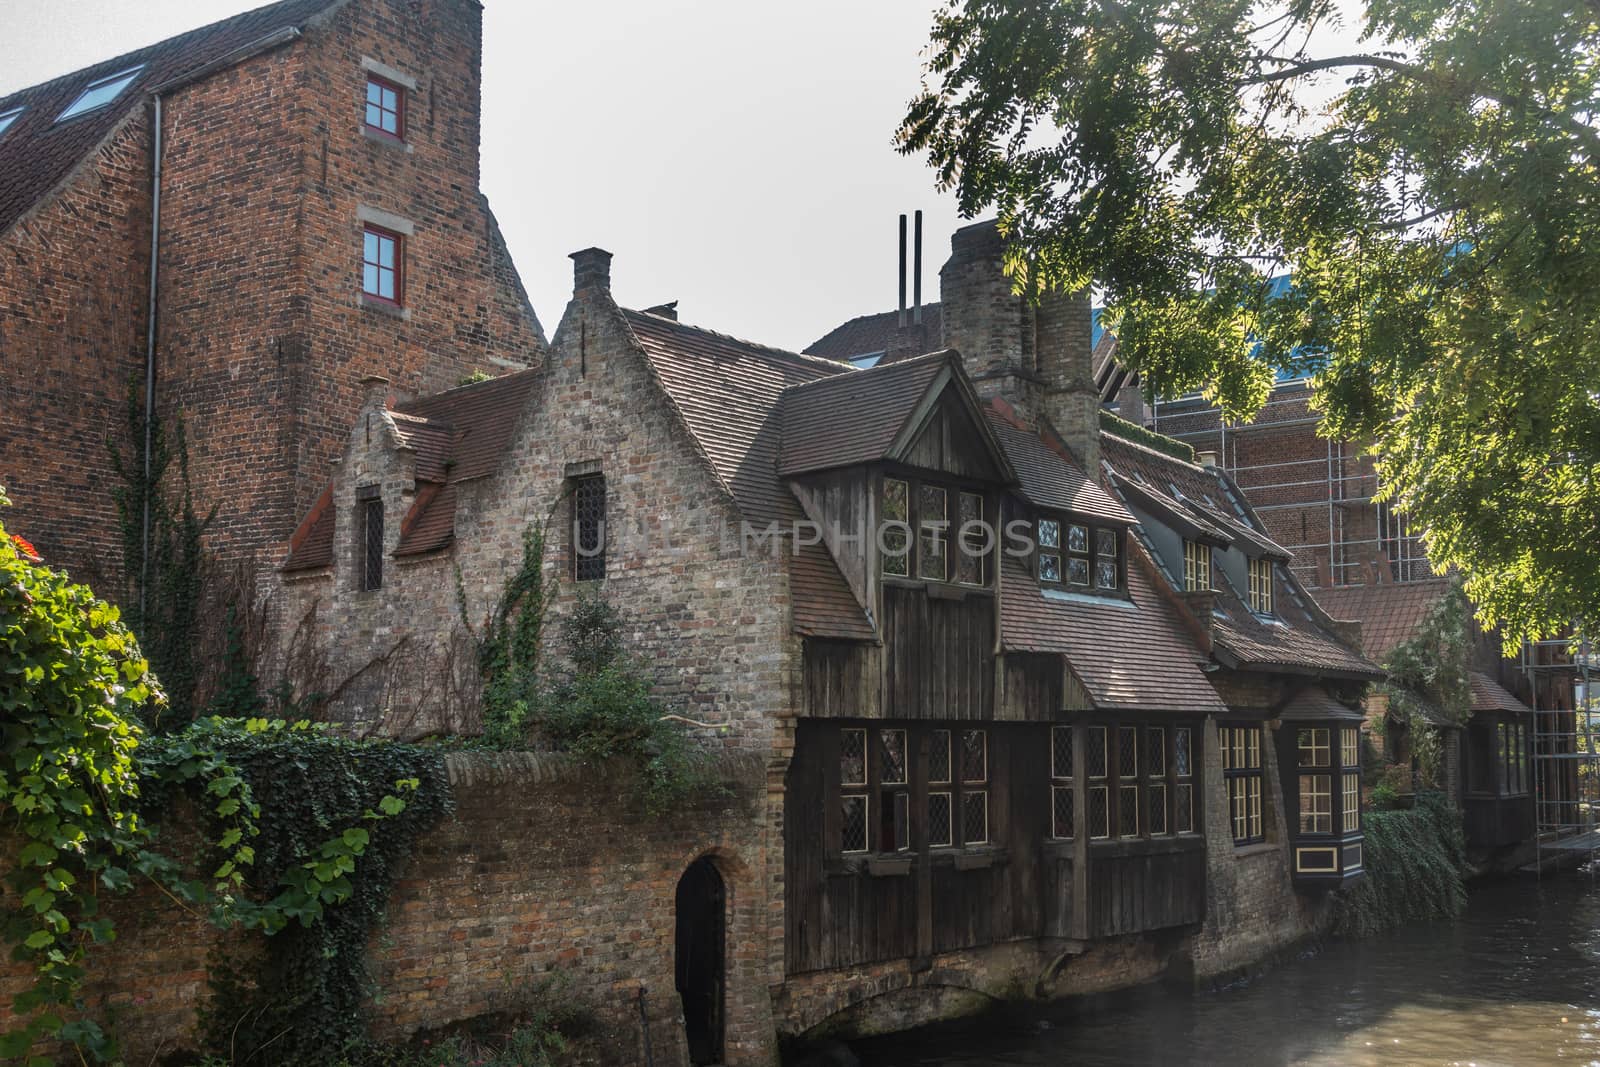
919 485 948 581
883 478 910 576
359 488 383 592
572 474 606 581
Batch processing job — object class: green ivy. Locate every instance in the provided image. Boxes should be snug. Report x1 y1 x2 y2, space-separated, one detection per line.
0 486 161 1063
1098 408 1196 462
1329 791 1467 939
464 521 556 748
1381 579 1474 785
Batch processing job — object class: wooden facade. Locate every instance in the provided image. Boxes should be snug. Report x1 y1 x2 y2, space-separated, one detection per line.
1461 711 1537 849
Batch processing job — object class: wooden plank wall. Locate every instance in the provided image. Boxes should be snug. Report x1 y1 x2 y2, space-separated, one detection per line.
881 586 995 720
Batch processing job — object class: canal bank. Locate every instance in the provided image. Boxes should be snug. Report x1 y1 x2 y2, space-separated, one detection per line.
847 873 1600 1066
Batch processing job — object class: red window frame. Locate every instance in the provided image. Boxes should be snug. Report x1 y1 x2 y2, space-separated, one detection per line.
364 74 405 140
361 225 404 307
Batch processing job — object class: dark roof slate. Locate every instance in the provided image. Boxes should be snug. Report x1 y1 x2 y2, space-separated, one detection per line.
1469 671 1531 716
999 552 1225 713
985 407 1134 524
777 351 950 477
0 0 338 236
1101 432 1379 680
1310 580 1451 662
806 304 944 363
282 482 335 573
393 369 538 485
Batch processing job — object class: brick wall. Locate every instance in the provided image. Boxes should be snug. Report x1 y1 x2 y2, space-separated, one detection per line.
0 752 773 1066
0 111 153 588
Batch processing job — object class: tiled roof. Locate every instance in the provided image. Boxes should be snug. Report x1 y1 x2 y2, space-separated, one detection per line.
985 406 1134 525
1468 671 1531 716
806 304 944 363
1310 580 1451 662
1280 686 1364 720
0 0 338 236
282 369 538 570
621 308 875 639
778 351 950 476
999 550 1226 713
1101 431 1379 680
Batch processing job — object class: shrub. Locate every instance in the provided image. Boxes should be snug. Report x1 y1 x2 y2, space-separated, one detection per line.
1330 790 1467 938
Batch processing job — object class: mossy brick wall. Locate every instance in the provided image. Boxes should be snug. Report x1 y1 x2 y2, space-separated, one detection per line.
0 752 775 1066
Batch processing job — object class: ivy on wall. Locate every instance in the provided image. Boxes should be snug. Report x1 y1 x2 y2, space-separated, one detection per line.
1330 791 1468 938
1380 579 1475 786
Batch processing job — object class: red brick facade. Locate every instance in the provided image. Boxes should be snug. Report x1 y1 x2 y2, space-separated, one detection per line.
0 0 544 592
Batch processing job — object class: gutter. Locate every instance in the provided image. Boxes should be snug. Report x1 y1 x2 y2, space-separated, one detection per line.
137 25 304 612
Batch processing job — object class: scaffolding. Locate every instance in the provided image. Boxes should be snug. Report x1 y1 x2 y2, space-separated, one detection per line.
1525 637 1600 874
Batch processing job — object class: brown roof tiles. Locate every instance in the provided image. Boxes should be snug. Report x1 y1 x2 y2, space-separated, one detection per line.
777 351 953 477
985 406 1134 525
1469 671 1531 715
806 304 944 364
1310 580 1451 663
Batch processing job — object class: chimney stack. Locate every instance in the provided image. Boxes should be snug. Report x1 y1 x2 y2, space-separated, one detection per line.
571 247 612 293
1116 378 1147 427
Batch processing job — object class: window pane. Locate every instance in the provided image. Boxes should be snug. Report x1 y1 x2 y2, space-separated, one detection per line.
1246 727 1261 769
364 231 379 260
841 795 868 853
880 790 910 852
367 81 383 104
1051 726 1073 779
365 102 384 127
1175 728 1192 777
1248 777 1262 839
1149 782 1168 835
378 236 395 268
1298 728 1330 767
957 491 985 585
362 263 379 293
1299 774 1331 833
1086 726 1108 778
1118 784 1140 837
378 269 395 300
1038 519 1060 548
1052 785 1075 839
1118 725 1138 779
1096 528 1116 557
1176 783 1194 833
1089 785 1110 838
1341 727 1359 767
928 792 952 847
382 86 397 111
1096 559 1118 590
962 791 988 845
1147 727 1166 776
1040 552 1061 583
960 729 987 783
879 729 907 785
840 728 866 786
930 730 951 784
362 497 384 591
1067 557 1090 586
882 479 909 576
1342 773 1360 832
1067 524 1088 553
572 474 606 580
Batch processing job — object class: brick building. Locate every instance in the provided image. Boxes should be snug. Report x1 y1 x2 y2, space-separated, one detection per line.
271 220 1379 1062
0 0 545 592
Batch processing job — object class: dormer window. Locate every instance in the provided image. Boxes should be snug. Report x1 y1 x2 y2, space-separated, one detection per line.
1183 539 1211 591
1037 517 1121 593
0 107 23 138
56 66 142 122
1248 557 1275 614
880 476 988 587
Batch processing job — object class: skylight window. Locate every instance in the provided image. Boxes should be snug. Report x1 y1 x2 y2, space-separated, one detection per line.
56 66 143 122
0 107 22 137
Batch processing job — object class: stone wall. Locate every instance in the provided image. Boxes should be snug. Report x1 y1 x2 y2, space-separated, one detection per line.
0 752 774 1066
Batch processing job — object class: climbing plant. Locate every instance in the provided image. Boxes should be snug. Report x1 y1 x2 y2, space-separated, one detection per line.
108 382 213 727
0 485 162 1063
1330 791 1467 938
1380 580 1475 786
460 519 558 747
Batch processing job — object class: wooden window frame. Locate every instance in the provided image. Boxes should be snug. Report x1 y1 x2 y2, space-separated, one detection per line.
1221 724 1264 845
1035 513 1125 598
1050 725 1074 840
829 723 998 859
361 224 404 306
1183 539 1212 592
1075 721 1192 844
879 473 991 589
364 73 406 140
1248 557 1275 614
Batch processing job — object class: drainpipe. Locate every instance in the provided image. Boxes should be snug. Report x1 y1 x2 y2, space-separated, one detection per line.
140 92 163 620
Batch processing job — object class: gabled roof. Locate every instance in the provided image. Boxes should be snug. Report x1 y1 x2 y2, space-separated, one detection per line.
1102 431 1380 681
621 308 875 639
0 0 339 236
1280 685 1364 720
281 369 538 571
1311 580 1451 662
985 405 1134 525
1469 671 1531 716
806 304 944 364
777 350 1014 482
999 550 1226 713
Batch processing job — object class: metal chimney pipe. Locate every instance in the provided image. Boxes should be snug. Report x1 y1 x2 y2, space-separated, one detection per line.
913 210 923 324
898 214 908 327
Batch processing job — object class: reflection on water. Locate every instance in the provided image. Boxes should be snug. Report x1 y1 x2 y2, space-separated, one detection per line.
856 875 1600 1067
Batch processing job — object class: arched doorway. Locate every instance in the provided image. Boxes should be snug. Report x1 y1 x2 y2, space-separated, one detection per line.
675 857 726 1065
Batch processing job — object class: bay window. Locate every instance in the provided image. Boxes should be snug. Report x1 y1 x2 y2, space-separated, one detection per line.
881 476 989 587
1221 724 1264 845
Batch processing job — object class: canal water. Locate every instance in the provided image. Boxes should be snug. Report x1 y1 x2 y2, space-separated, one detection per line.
855 873 1600 1067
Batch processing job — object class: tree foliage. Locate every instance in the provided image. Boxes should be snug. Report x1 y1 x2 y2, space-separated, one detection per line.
899 0 1600 642
1380 578 1474 784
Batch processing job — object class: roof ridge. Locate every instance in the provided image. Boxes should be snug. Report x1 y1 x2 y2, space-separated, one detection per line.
392 366 539 412
623 308 854 375
779 348 954 396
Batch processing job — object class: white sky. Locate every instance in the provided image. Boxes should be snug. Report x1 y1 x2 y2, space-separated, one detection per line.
0 0 965 352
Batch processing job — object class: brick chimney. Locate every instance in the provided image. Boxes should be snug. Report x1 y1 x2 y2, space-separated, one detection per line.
571 247 612 293
938 220 1099 471
939 221 1037 408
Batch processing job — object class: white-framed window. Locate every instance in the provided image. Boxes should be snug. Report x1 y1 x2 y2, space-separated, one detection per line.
1342 773 1361 832
1297 727 1331 768
1050 725 1074 839
1184 539 1211 591
960 729 988 845
878 728 910 853
1086 725 1110 839
57 66 143 122
0 106 23 138
1300 774 1332 833
1221 724 1264 844
1248 557 1275 614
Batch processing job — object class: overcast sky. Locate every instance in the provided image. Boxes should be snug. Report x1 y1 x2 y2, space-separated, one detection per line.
0 0 966 352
